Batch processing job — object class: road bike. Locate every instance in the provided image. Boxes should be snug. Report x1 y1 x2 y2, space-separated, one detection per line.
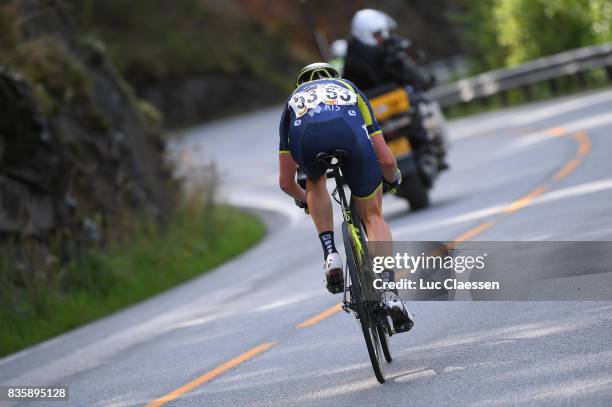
304 150 393 383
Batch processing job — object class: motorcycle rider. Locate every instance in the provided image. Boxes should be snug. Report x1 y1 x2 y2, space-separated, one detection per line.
343 9 448 170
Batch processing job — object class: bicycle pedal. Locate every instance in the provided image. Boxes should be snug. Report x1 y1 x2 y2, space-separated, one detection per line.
341 300 358 316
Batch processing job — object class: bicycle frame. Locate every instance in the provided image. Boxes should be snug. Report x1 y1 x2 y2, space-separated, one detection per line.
328 164 364 264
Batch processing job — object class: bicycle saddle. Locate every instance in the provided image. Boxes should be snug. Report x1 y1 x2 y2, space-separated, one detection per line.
315 150 350 168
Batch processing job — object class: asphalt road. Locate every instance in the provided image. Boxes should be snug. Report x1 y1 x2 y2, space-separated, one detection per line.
2 89 612 406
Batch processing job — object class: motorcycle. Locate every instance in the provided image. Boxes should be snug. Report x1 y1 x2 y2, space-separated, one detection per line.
366 84 449 210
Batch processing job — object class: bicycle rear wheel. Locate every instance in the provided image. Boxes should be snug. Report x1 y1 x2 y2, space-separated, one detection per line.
342 221 385 383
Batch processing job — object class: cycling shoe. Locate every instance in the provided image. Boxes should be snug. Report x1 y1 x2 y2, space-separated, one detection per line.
324 253 344 294
384 297 414 334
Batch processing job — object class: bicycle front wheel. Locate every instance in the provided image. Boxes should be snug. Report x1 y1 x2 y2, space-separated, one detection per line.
377 323 392 363
350 202 392 364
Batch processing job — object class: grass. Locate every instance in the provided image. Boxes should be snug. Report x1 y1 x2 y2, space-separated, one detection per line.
0 205 265 357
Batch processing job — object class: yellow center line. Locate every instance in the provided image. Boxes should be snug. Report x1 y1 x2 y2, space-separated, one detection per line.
453 220 497 242
547 127 568 137
452 130 590 241
553 158 581 181
574 131 591 156
296 303 342 328
146 341 276 407
502 185 549 214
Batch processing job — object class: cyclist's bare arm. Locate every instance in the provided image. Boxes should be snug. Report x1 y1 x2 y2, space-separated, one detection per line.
279 153 307 202
372 134 399 182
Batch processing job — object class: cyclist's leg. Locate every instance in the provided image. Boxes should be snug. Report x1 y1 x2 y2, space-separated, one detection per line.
354 190 396 294
306 175 333 234
298 118 354 237
351 150 413 330
341 115 393 261
354 189 392 242
295 121 340 263
298 122 344 292
342 118 414 329
340 115 390 243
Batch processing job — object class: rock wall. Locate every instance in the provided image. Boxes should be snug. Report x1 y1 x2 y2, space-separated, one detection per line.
0 1 174 271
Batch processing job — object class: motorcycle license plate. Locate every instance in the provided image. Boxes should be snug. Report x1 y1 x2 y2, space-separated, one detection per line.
388 137 411 156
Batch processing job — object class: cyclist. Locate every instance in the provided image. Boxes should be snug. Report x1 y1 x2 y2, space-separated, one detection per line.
277 62 413 329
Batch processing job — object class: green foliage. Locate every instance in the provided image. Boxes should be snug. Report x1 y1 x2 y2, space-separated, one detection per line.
138 100 163 129
455 0 612 72
590 0 612 42
70 0 294 90
1 36 91 114
450 0 508 72
0 205 264 356
495 0 597 66
0 5 163 127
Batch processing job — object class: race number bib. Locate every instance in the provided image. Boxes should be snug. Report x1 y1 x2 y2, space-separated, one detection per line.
289 83 357 117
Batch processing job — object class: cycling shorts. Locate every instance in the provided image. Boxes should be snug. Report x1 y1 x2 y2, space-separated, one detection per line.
288 112 382 199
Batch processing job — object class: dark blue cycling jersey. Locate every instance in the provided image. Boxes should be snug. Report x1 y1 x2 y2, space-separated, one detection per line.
279 79 381 153
278 78 383 198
